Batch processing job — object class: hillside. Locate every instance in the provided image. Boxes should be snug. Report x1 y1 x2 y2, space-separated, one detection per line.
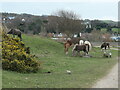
101 20 118 26
2 12 119 35
2 34 118 88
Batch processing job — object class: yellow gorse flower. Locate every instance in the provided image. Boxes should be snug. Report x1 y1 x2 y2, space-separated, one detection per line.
2 32 40 73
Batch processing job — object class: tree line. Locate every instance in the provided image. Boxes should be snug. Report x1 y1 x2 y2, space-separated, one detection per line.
1 10 119 37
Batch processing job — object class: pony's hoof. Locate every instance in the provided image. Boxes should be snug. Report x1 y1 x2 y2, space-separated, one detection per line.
66 52 68 55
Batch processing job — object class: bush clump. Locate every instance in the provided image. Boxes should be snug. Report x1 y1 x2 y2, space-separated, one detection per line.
2 33 40 73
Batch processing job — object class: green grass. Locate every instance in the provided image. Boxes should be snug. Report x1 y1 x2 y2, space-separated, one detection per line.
112 28 119 33
2 34 118 88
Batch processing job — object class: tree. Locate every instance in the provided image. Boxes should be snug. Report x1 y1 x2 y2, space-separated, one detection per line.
46 16 59 33
52 10 84 37
28 19 42 34
3 13 42 34
91 20 109 30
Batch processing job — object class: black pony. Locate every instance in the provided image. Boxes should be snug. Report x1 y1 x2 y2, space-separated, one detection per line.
101 42 110 50
101 42 111 58
7 29 22 41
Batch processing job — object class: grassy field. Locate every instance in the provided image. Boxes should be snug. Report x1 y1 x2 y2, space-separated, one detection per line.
2 34 118 88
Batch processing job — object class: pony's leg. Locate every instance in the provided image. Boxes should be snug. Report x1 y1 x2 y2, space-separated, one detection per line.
65 48 68 55
74 51 77 56
66 51 68 55
84 50 88 56
76 51 80 56
64 48 67 54
18 35 22 41
84 51 87 56
72 50 75 56
74 51 78 56
79 51 82 57
105 46 107 50
79 51 80 56
86 49 89 55
87 52 89 55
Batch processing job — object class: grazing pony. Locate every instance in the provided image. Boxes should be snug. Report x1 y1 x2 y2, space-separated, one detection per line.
64 39 72 55
72 40 92 56
7 29 22 41
101 42 110 50
72 44 89 56
101 42 111 58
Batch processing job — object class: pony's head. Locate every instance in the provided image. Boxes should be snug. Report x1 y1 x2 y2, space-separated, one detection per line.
7 29 14 34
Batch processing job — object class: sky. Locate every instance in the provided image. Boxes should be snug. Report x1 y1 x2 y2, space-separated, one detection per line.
0 0 119 21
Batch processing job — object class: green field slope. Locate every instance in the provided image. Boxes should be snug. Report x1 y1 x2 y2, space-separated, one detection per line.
2 34 118 88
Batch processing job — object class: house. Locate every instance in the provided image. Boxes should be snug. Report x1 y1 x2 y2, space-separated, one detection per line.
84 19 92 28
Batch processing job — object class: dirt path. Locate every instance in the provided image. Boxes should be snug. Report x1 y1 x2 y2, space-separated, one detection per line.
92 47 118 88
92 62 118 88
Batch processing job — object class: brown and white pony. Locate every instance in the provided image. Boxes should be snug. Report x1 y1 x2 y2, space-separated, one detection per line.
72 44 89 56
79 40 92 51
72 40 92 56
64 38 72 55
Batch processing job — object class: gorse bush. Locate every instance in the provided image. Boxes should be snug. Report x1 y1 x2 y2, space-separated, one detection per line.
2 32 40 73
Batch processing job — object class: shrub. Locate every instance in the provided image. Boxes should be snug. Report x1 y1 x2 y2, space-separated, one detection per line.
2 32 40 73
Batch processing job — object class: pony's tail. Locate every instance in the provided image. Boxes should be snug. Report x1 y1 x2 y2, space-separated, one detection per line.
89 43 92 51
84 41 92 51
88 44 90 52
86 44 90 52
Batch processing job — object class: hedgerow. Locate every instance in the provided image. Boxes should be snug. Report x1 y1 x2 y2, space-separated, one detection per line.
2 32 40 73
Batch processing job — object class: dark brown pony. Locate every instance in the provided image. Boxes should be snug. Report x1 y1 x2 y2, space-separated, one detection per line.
7 29 22 41
101 42 110 50
72 44 89 56
64 40 72 55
